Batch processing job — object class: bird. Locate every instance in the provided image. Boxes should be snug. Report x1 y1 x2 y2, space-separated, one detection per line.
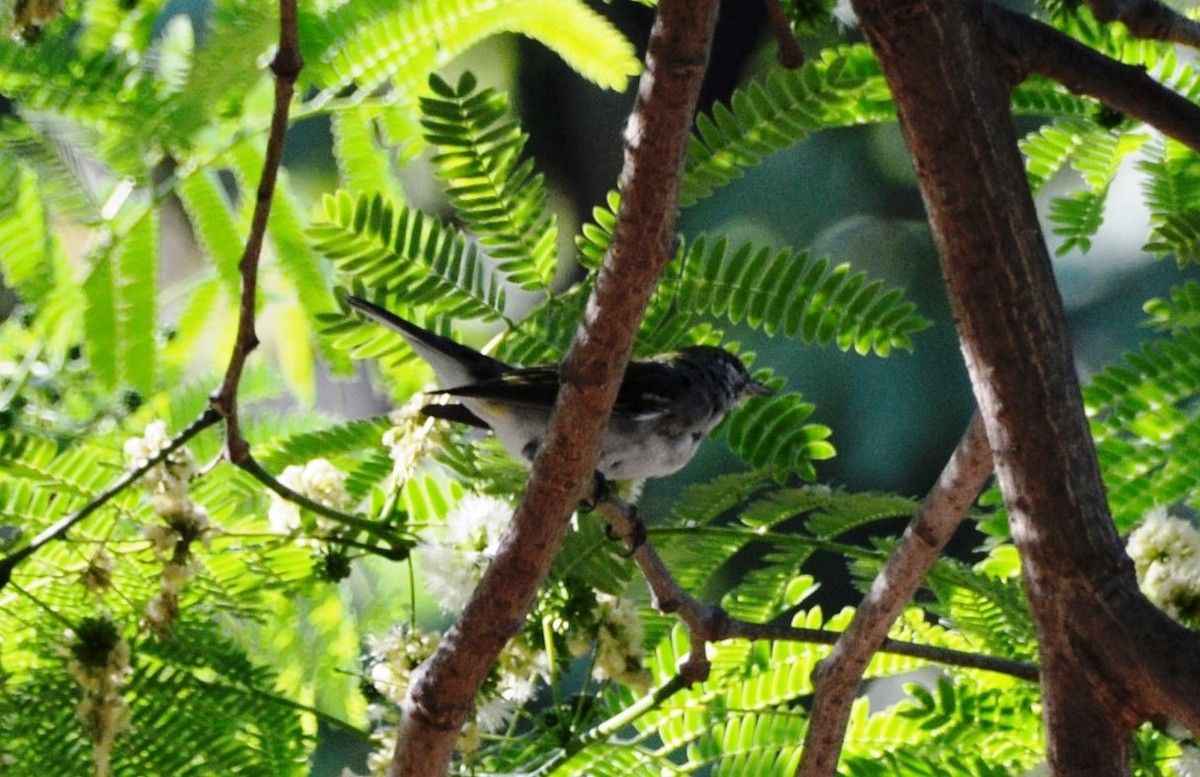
346 295 772 480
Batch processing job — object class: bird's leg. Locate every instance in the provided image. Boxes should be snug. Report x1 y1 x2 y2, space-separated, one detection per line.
586 473 647 556
576 470 609 513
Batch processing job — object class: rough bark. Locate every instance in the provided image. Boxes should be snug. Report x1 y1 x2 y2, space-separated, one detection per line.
799 412 993 776
848 0 1200 774
386 1 721 774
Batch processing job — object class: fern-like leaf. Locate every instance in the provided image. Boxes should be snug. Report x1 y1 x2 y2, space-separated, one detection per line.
330 107 406 201
176 168 245 295
311 191 508 321
1019 116 1091 193
114 209 158 395
682 44 892 207
1085 329 1200 527
675 235 928 355
0 159 54 302
1144 280 1200 332
723 388 834 481
1049 188 1106 255
420 72 558 290
304 0 639 109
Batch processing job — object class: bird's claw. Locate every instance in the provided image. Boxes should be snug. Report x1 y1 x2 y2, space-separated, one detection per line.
604 505 646 557
578 471 611 513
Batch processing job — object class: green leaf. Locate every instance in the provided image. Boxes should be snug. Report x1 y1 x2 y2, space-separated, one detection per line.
305 0 639 108
1049 188 1106 255
311 191 508 322
682 45 892 208
83 248 119 389
1085 329 1200 528
330 108 406 201
0 160 54 302
115 209 158 394
177 168 245 296
674 236 929 355
420 72 558 291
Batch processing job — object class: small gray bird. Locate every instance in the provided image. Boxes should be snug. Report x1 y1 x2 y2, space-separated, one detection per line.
346 296 772 480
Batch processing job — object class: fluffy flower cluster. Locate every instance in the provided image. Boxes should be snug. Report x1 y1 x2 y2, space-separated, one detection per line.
124 421 214 638
66 620 132 777
418 494 513 613
382 396 440 481
1126 507 1200 626
592 593 652 692
80 548 114 595
344 621 549 776
363 624 442 708
571 591 652 693
123 420 196 502
268 458 353 536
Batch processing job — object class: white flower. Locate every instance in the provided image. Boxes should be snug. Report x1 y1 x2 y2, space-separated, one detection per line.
418 495 513 612
493 634 549 705
268 495 302 534
590 592 651 693
1127 508 1200 625
1175 743 1200 777
269 458 353 535
362 624 442 706
831 0 858 29
124 420 196 498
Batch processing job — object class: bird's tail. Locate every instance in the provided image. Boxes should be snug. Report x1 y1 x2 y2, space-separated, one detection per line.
345 295 507 387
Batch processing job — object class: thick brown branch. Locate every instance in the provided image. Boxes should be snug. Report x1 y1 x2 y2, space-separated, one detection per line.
209 0 301 462
851 0 1200 772
387 2 721 774
798 411 993 777
1085 0 1200 49
986 3 1200 155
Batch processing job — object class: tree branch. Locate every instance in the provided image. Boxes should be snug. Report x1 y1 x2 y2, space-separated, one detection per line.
387 1 721 774
850 0 1200 772
798 411 992 776
1084 0 1200 49
986 3 1200 154
0 409 220 590
209 0 301 464
763 0 804 68
597 489 1035 684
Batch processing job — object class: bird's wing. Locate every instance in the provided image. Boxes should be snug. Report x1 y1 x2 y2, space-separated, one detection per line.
434 366 562 407
438 355 687 420
613 357 686 420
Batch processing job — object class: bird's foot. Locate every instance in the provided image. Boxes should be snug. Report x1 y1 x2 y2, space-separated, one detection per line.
604 513 646 557
578 471 611 513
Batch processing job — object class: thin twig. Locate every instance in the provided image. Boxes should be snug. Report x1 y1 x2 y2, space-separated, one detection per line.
594 478 1032 687
209 0 302 464
0 409 221 590
799 412 993 776
763 0 804 68
238 455 410 555
1084 0 1200 49
987 3 1200 155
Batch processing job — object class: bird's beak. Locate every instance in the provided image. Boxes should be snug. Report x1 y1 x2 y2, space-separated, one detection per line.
746 379 774 398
